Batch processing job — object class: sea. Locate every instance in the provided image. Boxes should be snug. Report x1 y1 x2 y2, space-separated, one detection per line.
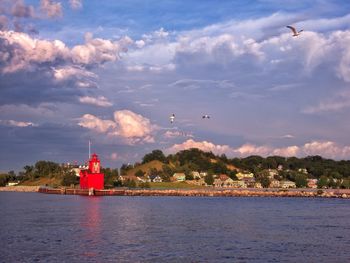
1 192 350 262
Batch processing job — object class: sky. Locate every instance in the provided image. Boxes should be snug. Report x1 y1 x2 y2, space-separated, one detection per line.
1 0 350 171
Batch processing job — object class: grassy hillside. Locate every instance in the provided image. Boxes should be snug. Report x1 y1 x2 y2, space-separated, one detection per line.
20 177 61 187
126 160 165 176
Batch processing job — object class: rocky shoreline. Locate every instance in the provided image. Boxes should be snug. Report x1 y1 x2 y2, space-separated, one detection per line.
2 186 350 198
123 189 350 198
0 186 40 192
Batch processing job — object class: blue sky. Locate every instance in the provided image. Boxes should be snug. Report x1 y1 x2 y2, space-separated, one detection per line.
1 0 350 171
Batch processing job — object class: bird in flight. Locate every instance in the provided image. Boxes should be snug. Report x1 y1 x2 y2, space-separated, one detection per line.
202 115 210 119
170 114 175 123
286 25 303 37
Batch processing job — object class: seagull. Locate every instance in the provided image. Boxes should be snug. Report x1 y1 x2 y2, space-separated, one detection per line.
286 25 303 37
202 115 210 119
170 114 175 124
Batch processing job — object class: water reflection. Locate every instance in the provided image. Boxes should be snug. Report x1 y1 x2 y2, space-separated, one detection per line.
79 197 103 261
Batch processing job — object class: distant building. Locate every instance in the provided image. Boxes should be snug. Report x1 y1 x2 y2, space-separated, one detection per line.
269 179 280 188
7 181 19 186
231 180 247 188
173 173 186 181
191 171 201 179
242 177 256 188
268 169 278 179
254 182 263 188
213 178 224 188
150 175 163 183
199 172 207 178
280 180 296 188
298 168 308 174
236 172 254 180
307 179 318 189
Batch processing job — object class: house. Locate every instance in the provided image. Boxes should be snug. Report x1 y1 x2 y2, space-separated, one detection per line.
242 177 256 188
231 180 247 188
7 181 19 186
307 179 318 189
138 175 151 183
254 182 263 188
280 180 296 188
219 174 230 181
119 175 138 182
277 164 283 171
149 175 162 183
213 178 224 188
172 173 186 181
223 178 236 187
236 172 254 180
268 169 278 179
298 168 308 174
199 172 207 178
269 179 280 188
191 171 201 179
188 178 207 186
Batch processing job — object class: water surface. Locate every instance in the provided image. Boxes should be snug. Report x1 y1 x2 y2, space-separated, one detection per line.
1 192 350 262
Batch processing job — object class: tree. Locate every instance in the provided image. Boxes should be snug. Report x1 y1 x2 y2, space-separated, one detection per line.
259 176 270 188
295 174 307 188
228 170 238 180
204 174 214 185
142 150 166 164
61 171 78 186
135 169 145 177
123 179 136 188
317 176 328 188
102 168 119 188
120 163 133 175
0 174 9 187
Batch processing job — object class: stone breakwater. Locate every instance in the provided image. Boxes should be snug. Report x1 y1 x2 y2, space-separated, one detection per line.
4 186 350 198
0 186 40 192
123 189 350 198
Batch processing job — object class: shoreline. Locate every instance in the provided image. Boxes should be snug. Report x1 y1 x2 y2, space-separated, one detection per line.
2 186 350 198
0 186 40 192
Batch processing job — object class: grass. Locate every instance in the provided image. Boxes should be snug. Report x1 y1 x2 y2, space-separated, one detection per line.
126 160 165 176
19 177 61 187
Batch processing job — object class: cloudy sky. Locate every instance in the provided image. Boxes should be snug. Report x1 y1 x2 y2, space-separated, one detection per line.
1 0 350 171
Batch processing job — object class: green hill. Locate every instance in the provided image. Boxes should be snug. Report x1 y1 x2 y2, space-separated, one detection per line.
126 160 165 176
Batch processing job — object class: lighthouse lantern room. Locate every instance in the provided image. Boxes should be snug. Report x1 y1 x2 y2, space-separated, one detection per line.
80 153 104 190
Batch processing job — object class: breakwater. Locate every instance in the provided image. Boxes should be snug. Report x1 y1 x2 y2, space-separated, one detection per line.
0 186 39 192
37 187 350 198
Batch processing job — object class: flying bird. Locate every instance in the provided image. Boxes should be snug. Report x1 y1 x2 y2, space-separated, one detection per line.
170 114 175 124
286 25 303 37
202 115 210 119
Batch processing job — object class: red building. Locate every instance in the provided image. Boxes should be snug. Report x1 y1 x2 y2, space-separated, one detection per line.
80 153 104 190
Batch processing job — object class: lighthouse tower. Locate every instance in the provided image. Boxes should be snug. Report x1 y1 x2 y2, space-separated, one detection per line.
79 153 104 190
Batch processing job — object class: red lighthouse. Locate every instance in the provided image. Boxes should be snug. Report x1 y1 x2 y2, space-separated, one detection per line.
79 153 104 190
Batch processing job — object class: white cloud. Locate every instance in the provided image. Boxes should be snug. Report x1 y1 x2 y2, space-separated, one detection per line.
303 90 350 114
109 152 119 161
79 96 112 107
40 0 62 18
78 110 156 144
11 0 35 18
69 0 82 10
167 139 232 155
0 119 37 127
78 114 116 133
164 130 193 138
0 31 131 73
166 139 350 159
